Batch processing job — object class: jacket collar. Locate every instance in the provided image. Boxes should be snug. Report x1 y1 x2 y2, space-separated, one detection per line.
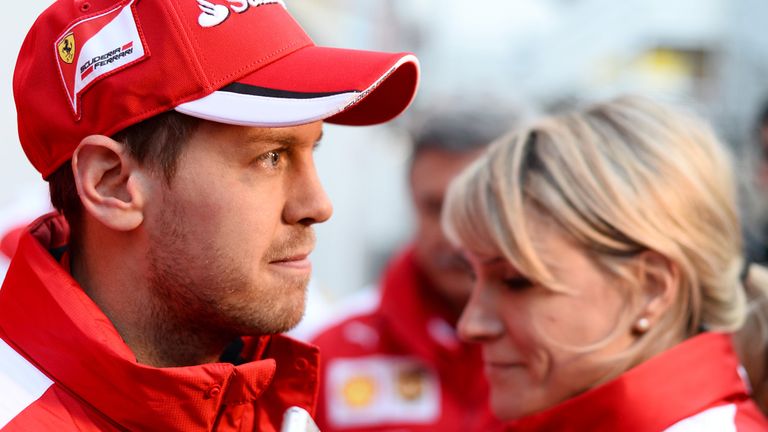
0 213 318 431
505 332 750 431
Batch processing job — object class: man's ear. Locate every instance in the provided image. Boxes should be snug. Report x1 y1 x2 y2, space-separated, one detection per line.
72 135 147 231
633 250 680 329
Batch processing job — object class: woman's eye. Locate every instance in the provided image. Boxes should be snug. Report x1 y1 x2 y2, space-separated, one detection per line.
503 277 532 291
257 150 282 168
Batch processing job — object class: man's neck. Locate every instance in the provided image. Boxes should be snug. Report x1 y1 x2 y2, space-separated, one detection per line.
72 237 230 367
126 314 233 367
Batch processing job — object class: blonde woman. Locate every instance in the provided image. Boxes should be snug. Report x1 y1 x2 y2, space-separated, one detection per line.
442 96 768 430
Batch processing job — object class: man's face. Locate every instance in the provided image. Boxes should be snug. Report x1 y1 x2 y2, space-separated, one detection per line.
410 147 484 310
142 120 331 336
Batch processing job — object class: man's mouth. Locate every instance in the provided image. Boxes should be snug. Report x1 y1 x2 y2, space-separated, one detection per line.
269 252 312 271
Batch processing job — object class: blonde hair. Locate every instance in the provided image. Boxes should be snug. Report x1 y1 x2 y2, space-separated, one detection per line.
443 95 765 372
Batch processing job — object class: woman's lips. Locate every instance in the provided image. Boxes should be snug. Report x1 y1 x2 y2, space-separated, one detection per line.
484 361 526 374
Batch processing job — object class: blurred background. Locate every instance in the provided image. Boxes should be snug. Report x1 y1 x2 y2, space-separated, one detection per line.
2 0 768 330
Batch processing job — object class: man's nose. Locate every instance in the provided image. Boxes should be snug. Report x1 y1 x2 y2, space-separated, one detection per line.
283 160 333 226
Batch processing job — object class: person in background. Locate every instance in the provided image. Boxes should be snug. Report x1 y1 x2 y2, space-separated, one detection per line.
753 101 768 198
735 280 768 416
311 105 522 431
734 98 768 416
0 0 419 430
742 99 768 265
443 95 768 431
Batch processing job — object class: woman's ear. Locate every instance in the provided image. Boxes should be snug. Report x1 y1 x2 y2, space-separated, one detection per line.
633 250 680 332
72 135 147 231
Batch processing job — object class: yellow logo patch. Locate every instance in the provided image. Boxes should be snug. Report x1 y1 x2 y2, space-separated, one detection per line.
327 356 441 426
342 375 376 408
57 33 76 64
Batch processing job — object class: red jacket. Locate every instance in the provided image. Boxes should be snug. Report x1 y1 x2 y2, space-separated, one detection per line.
505 332 768 431
311 247 501 431
0 214 319 431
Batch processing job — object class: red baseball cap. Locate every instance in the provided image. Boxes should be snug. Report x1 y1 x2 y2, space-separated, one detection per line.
14 0 420 178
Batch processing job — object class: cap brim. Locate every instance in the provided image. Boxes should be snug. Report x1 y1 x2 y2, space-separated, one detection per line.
175 46 419 127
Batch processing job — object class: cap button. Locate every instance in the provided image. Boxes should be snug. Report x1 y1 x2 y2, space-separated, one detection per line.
205 384 222 399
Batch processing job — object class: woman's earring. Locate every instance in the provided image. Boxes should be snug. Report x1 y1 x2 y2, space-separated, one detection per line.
634 317 651 334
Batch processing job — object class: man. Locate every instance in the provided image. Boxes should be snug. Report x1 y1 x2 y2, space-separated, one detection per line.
736 99 768 416
755 101 768 194
0 1 418 431
311 107 518 431
742 100 768 265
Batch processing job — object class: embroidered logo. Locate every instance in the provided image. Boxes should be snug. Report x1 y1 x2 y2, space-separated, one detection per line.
196 0 287 28
396 366 428 401
341 375 376 408
57 33 76 64
54 0 147 118
327 356 440 427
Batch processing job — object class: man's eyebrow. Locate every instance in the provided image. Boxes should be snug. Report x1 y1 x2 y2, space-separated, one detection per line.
244 129 324 148
244 132 297 147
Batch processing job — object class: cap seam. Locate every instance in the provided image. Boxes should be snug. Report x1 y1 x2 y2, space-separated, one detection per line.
211 40 312 91
162 0 210 90
165 3 310 94
105 91 199 135
181 5 313 89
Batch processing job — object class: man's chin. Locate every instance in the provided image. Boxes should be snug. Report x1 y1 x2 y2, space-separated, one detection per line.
273 311 305 334
244 302 306 335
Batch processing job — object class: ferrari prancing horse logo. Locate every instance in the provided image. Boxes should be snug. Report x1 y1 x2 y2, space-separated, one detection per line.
58 33 75 64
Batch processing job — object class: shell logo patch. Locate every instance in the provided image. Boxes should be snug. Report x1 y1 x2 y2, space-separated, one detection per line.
342 376 376 408
57 34 76 64
326 356 440 427
196 0 286 28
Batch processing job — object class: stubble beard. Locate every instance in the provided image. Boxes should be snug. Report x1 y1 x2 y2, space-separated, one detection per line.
144 209 314 364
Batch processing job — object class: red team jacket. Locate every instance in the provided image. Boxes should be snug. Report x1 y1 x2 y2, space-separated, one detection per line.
311 247 501 431
0 214 319 431
504 332 768 431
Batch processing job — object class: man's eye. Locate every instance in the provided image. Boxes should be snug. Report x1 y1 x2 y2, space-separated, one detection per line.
503 277 533 292
257 151 282 168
